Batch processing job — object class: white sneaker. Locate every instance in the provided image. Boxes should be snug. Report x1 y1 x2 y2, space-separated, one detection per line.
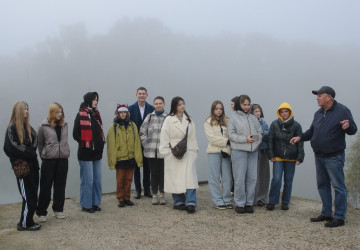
37 215 47 222
152 196 159 205
159 195 167 205
54 212 65 219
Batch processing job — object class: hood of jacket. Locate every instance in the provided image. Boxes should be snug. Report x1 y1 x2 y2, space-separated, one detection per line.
80 92 99 108
276 102 293 121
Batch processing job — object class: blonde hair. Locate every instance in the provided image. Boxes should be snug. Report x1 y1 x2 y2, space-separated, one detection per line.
48 102 65 127
8 101 32 145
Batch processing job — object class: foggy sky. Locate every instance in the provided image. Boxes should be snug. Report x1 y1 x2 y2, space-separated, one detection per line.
0 2 359 204
1 0 360 56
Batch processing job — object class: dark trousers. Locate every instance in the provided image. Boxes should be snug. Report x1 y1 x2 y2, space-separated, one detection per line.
36 159 68 216
134 155 151 193
116 168 134 201
17 170 39 228
148 158 164 194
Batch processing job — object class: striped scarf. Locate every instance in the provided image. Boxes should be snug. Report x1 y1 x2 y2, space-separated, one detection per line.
79 107 104 148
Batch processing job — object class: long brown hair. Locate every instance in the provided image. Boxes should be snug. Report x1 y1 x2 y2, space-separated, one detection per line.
48 102 65 127
207 100 228 126
8 101 32 145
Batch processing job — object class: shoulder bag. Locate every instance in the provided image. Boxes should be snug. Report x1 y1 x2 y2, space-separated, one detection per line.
170 125 189 160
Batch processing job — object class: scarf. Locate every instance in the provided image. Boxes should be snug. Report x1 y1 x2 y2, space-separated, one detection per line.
80 107 104 148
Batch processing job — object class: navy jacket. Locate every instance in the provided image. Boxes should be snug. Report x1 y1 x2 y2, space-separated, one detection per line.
128 101 155 132
301 101 357 157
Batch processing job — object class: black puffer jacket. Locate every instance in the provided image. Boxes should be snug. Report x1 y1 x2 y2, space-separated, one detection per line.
267 103 304 162
73 92 105 161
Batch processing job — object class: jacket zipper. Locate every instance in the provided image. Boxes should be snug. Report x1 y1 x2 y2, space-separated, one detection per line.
246 115 252 151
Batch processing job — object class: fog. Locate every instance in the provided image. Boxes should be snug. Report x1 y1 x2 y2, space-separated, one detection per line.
1 1 359 204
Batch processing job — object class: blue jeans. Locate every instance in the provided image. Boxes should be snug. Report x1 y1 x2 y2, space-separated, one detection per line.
268 161 296 205
79 160 102 209
315 153 346 220
231 150 258 207
208 153 233 206
172 189 197 206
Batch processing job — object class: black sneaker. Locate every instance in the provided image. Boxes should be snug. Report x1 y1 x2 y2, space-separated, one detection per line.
215 205 227 210
266 203 275 211
124 200 134 206
187 205 196 214
310 215 333 222
82 207 95 213
17 222 26 231
281 204 289 210
226 204 234 209
93 206 102 211
144 191 153 198
118 201 125 207
235 206 246 214
325 219 345 228
26 223 41 231
134 192 141 199
245 205 254 213
17 222 41 231
173 204 187 210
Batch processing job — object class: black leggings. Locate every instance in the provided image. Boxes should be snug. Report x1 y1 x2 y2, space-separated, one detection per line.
148 158 164 194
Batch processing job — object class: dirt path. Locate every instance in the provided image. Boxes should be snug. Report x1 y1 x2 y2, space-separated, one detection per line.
0 184 359 249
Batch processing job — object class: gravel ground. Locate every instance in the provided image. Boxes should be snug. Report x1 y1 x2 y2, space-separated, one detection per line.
0 184 359 249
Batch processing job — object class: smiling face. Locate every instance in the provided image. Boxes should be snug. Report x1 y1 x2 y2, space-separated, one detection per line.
154 98 165 112
136 89 148 103
240 99 251 113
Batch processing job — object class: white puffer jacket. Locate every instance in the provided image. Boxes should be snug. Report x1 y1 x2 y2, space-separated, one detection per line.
204 117 231 155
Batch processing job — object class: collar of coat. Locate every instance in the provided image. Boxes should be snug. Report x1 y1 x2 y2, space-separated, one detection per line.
169 115 190 135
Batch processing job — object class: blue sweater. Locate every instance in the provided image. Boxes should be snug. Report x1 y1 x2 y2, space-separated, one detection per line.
301 101 357 157
128 101 155 132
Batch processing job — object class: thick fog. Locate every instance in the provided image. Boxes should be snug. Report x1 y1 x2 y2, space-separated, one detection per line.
1 1 359 204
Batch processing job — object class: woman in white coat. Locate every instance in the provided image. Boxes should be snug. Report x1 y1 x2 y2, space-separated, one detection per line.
159 96 199 213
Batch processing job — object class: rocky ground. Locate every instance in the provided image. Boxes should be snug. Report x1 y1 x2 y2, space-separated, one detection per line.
0 184 359 249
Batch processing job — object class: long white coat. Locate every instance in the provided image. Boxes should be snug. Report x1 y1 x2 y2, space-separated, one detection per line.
159 115 199 193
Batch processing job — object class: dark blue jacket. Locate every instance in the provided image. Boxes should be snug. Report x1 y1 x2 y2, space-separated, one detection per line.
128 101 155 132
301 101 357 157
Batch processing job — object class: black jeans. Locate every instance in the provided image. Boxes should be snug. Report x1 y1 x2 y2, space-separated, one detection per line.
17 170 39 227
36 159 68 216
134 155 151 193
148 158 164 194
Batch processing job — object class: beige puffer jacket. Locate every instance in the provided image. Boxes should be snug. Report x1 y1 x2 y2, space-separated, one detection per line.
204 117 231 155
38 119 70 159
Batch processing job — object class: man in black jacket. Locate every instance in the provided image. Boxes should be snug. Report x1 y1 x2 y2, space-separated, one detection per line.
128 87 155 199
291 86 357 227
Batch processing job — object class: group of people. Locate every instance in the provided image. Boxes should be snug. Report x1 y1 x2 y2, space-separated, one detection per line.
3 85 357 231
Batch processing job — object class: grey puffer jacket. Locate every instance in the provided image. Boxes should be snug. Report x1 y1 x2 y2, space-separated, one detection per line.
38 119 70 159
228 110 262 152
